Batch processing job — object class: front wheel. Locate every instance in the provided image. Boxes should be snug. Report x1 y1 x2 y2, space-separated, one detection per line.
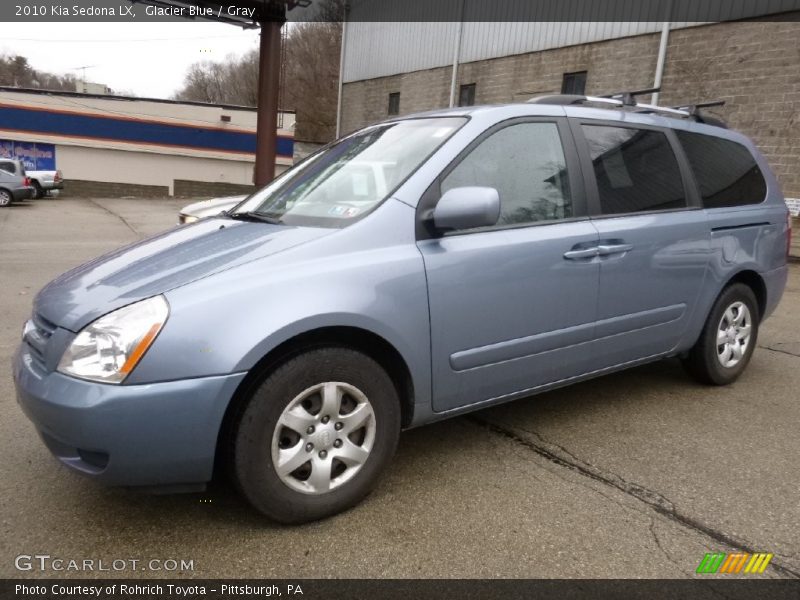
232 347 401 523
682 283 759 385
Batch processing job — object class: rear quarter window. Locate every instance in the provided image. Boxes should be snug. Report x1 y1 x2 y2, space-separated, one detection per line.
676 131 767 208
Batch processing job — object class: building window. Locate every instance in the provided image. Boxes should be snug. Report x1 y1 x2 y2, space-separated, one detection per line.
388 92 400 116
458 83 476 107
561 71 587 95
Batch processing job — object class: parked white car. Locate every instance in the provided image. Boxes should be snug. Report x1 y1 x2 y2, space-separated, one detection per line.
178 195 246 224
27 169 63 199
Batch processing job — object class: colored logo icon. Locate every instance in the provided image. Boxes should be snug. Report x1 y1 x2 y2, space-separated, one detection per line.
696 552 774 574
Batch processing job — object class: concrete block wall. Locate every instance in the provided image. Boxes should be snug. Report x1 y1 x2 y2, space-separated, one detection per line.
172 180 256 198
340 19 800 198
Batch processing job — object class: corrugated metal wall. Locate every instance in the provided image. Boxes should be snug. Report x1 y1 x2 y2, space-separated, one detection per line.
343 22 679 82
342 0 800 82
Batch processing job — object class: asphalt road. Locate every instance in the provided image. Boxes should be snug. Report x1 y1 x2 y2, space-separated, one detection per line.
1 196 798 579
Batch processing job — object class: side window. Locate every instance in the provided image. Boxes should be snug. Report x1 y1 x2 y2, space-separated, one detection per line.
581 125 687 215
676 131 767 208
0 161 15 174
441 122 572 226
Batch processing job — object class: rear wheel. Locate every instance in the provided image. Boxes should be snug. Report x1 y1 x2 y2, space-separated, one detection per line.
0 189 11 207
682 283 759 385
232 347 401 523
31 181 44 199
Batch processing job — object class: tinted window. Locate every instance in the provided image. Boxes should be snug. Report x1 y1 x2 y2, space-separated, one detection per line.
388 92 400 116
459 83 476 107
0 161 15 174
441 122 572 226
676 131 766 208
562 71 587 95
582 125 686 215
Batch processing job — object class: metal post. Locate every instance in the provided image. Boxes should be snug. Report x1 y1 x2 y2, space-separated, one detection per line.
254 19 284 187
335 19 348 139
448 13 465 108
651 0 673 106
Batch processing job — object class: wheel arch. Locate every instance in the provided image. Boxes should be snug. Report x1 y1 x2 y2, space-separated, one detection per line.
215 325 416 473
725 269 767 318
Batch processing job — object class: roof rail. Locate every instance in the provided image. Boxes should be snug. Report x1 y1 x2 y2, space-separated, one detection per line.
528 88 727 127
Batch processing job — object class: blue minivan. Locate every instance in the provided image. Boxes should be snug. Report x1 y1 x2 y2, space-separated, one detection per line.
14 93 790 522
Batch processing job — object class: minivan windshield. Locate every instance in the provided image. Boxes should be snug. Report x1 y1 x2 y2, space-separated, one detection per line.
231 117 467 228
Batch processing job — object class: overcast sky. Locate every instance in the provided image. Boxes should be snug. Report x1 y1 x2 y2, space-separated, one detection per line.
0 22 261 98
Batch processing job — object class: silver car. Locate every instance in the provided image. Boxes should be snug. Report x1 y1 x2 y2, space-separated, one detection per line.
178 195 246 224
0 159 34 206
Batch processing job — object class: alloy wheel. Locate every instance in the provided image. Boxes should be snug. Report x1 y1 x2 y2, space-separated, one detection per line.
271 381 376 495
716 301 752 368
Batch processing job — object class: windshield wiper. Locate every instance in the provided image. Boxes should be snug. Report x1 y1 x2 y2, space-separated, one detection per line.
225 211 283 225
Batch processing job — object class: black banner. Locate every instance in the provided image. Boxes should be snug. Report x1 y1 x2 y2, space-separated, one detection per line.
2 579 800 600
0 0 799 23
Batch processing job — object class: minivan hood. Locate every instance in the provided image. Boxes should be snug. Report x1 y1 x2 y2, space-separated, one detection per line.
35 218 331 332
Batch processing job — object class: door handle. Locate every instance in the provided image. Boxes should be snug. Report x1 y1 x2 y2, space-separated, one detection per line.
563 247 599 260
597 244 633 256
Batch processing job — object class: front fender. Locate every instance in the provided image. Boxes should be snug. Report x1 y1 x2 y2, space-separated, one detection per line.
125 201 432 411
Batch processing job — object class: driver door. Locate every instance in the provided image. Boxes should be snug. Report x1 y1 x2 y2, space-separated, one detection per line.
416 118 600 412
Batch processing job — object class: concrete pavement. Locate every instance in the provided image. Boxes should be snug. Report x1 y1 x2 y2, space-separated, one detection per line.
1 197 798 579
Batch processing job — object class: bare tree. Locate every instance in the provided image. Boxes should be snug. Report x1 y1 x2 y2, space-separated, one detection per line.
174 11 343 143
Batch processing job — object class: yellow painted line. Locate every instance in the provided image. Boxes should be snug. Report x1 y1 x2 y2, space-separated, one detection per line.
758 553 774 574
747 554 765 573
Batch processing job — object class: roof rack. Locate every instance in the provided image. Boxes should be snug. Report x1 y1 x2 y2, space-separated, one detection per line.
528 88 727 127
671 100 727 127
599 87 660 106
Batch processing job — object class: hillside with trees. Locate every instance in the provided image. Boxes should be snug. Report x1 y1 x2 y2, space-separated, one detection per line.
0 54 79 91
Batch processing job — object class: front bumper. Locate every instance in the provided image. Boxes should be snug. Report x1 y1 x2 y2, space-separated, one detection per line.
13 345 246 487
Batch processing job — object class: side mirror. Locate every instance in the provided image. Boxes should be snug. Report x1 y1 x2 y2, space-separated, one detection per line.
432 187 500 232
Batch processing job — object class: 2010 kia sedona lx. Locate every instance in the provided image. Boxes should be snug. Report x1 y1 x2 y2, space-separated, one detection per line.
14 92 790 523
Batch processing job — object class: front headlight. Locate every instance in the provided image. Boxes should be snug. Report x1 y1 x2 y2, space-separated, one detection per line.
57 296 169 384
179 214 199 224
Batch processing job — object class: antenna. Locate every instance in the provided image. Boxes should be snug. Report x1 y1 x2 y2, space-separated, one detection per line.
70 64 97 90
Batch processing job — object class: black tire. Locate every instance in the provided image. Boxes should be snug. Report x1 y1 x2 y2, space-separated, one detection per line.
682 283 760 385
31 181 44 199
232 347 401 523
0 189 10 207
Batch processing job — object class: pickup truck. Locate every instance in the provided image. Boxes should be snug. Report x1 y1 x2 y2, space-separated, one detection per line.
27 169 64 198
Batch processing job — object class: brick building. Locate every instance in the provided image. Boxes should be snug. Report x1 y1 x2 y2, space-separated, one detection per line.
0 87 294 198
338 14 800 208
